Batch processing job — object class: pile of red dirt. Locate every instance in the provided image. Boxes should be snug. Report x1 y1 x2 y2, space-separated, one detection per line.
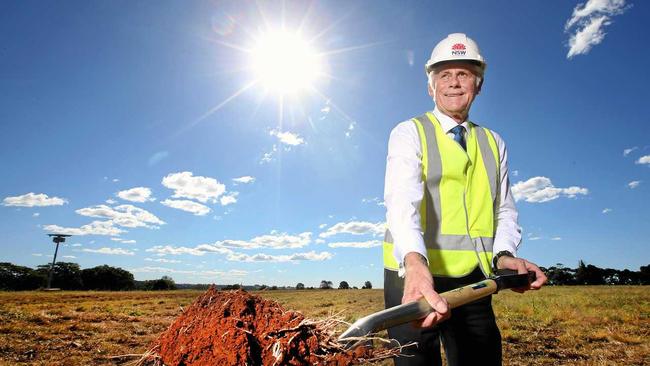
144 286 380 366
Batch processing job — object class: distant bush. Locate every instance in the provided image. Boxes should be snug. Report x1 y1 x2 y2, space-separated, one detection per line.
221 284 242 290
143 276 177 291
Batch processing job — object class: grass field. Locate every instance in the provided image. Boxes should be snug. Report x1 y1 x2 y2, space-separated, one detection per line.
0 287 648 365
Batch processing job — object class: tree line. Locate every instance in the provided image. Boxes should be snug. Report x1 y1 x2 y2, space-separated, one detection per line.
2 260 647 291
541 261 649 285
0 262 176 291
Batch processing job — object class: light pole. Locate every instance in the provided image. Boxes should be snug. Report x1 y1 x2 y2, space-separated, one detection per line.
46 234 71 289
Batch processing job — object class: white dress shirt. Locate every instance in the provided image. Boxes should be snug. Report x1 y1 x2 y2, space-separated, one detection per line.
384 107 521 270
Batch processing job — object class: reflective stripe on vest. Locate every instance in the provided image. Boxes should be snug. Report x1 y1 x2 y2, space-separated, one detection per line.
384 112 500 277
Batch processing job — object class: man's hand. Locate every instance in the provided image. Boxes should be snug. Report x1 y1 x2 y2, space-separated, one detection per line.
402 252 449 327
496 256 547 292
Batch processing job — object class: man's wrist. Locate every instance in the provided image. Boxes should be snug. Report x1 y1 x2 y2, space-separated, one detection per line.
404 252 428 270
493 250 514 270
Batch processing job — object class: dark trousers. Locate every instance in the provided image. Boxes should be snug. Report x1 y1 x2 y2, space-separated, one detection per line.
384 267 502 366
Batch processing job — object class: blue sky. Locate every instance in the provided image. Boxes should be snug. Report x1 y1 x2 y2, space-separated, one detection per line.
1 0 648 287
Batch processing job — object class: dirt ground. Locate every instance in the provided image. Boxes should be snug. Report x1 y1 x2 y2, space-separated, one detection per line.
0 286 648 365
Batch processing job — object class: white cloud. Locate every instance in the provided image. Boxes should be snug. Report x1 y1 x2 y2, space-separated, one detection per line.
602 208 612 214
33 213 40 217
315 238 325 244
623 147 638 156
319 224 327 229
82 247 135 255
566 16 609 58
636 155 650 165
628 180 641 189
345 122 356 138
566 0 628 29
227 250 333 262
270 129 305 146
220 192 238 206
321 105 331 114
192 244 233 255
146 245 210 256
110 238 136 244
162 171 226 203
116 187 154 203
232 176 255 184
529 236 541 241
145 257 181 264
43 220 125 236
260 145 278 164
71 243 82 247
145 244 331 265
129 266 247 278
361 197 385 207
76 204 164 228
512 176 588 203
32 253 43 257
551 237 562 241
161 199 211 216
328 240 382 248
112 178 120 183
512 170 519 177
216 232 312 250
319 221 385 238
565 0 629 59
105 199 117 205
62 255 77 259
2 193 67 207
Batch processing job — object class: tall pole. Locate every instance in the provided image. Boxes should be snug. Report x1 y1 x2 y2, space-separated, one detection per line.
47 241 61 289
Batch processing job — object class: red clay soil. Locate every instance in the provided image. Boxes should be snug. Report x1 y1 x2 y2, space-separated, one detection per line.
151 286 375 366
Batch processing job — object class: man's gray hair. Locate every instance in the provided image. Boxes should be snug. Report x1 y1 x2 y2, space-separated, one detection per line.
427 63 484 89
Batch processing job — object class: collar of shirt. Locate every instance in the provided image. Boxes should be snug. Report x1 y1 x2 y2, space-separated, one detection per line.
433 107 470 135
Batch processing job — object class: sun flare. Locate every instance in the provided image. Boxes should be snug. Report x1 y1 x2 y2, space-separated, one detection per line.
249 30 323 95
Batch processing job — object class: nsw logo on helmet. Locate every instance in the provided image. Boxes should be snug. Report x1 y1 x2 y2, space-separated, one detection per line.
451 43 466 56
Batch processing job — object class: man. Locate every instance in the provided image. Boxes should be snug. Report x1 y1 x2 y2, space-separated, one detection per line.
383 33 547 365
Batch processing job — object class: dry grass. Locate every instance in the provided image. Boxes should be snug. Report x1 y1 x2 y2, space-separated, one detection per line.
0 287 648 365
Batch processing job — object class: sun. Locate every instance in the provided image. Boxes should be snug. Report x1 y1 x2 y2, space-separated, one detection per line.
249 30 324 95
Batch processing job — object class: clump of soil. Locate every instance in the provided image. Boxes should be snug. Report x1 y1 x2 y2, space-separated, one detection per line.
138 286 389 366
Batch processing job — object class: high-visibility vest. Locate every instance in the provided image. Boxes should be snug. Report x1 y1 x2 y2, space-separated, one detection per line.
383 112 500 278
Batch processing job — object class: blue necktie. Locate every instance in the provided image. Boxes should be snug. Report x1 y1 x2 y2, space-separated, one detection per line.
450 125 466 151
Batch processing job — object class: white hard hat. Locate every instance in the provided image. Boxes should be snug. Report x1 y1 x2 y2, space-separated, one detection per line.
425 33 486 74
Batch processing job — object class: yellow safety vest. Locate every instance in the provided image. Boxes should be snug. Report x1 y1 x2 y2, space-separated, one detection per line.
383 112 500 277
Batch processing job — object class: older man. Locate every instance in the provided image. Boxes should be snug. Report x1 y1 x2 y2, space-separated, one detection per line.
383 33 547 366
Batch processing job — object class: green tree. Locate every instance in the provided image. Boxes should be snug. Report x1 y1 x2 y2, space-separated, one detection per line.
0 262 46 290
319 280 333 289
362 281 372 289
295 282 305 290
338 281 350 289
575 260 605 285
36 262 83 290
81 265 135 290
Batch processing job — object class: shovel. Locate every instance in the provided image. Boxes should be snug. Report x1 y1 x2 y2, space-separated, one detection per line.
338 270 536 349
